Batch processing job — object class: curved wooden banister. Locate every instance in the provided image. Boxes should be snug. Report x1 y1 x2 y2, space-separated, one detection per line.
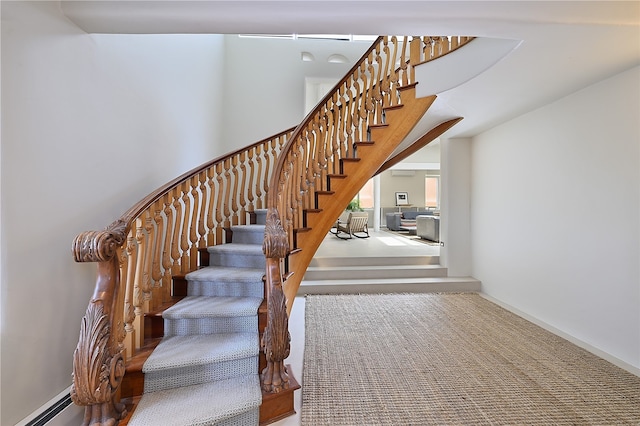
416 36 474 65
117 128 295 233
71 32 473 425
70 127 294 425
261 35 472 394
267 36 474 235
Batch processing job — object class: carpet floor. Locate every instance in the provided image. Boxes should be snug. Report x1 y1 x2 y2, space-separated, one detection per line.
301 293 640 425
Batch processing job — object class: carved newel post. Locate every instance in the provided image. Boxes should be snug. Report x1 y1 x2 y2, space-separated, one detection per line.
261 208 291 393
71 220 128 426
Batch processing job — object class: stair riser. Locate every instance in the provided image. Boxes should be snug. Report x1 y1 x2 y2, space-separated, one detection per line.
310 255 440 267
172 277 188 297
303 211 323 230
293 231 313 250
304 267 448 281
380 104 406 126
353 142 376 158
299 280 481 295
198 248 210 267
254 210 267 225
209 252 266 269
121 370 144 399
314 192 333 210
188 281 263 298
231 229 265 245
340 159 361 176
326 180 347 194
326 175 347 192
368 125 389 143
145 315 165 339
164 316 258 337
144 356 258 393
223 408 259 426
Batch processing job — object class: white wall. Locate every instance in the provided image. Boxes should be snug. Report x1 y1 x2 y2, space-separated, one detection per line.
1 2 225 424
402 141 441 164
379 142 441 209
441 137 472 277
380 170 427 208
220 36 370 152
470 66 640 370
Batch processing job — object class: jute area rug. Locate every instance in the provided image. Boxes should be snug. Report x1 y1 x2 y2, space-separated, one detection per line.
301 294 640 425
383 229 439 246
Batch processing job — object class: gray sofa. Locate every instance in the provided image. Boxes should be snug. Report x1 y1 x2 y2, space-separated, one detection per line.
386 210 435 231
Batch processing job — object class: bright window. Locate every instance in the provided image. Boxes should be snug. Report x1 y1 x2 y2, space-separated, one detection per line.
358 178 375 208
425 176 439 208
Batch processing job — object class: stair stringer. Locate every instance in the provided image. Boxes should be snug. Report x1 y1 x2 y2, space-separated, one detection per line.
282 88 437 309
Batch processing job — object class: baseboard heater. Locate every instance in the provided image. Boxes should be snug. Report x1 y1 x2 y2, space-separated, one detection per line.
18 391 74 426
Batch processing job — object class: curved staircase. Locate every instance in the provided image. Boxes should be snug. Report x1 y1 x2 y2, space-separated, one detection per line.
70 36 475 426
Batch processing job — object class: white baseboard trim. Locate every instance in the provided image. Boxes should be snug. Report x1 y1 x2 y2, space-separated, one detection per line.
480 293 640 377
16 386 84 426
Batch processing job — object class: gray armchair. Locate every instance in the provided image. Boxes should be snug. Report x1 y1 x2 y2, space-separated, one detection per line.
416 215 440 242
385 213 403 231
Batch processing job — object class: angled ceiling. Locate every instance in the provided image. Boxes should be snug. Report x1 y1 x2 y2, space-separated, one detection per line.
61 1 640 138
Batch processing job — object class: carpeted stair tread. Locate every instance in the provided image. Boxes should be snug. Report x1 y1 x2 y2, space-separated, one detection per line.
143 333 259 373
128 375 261 426
163 296 262 319
186 266 264 283
231 224 265 231
207 243 264 255
186 266 264 298
207 243 266 268
127 223 268 424
230 225 265 245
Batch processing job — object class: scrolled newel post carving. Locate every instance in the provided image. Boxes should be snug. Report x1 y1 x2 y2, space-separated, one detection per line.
71 220 128 426
261 207 291 393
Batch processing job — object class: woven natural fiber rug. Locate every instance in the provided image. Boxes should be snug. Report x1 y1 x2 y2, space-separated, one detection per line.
301 294 640 425
383 229 439 246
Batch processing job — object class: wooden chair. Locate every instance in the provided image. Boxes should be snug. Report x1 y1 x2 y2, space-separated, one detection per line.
331 212 370 239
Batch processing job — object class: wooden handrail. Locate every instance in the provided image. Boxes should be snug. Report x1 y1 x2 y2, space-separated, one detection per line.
261 35 473 394
415 36 475 65
70 127 294 424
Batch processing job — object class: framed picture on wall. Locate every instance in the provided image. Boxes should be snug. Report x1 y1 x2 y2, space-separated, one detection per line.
395 192 409 206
